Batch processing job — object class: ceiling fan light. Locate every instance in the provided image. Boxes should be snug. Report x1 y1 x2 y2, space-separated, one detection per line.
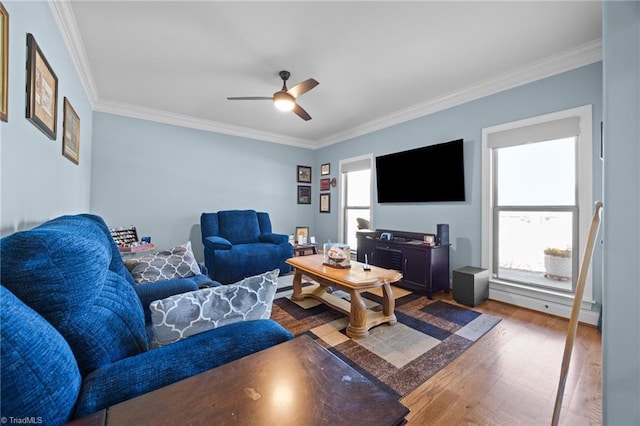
273 92 295 111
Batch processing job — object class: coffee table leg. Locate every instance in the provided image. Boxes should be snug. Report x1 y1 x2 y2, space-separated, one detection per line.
291 269 304 301
346 291 369 338
382 283 397 325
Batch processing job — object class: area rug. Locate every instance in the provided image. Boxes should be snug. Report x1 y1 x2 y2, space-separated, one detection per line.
271 276 501 398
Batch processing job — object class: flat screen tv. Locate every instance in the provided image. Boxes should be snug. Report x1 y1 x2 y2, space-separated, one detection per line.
375 139 465 203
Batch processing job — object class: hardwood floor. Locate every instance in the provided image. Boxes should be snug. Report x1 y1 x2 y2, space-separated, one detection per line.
401 294 602 425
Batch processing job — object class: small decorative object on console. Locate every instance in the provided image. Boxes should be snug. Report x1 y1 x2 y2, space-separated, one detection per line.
323 243 351 268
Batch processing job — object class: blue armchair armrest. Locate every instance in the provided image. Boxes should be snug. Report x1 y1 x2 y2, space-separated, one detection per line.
74 319 293 418
203 236 232 250
259 233 289 245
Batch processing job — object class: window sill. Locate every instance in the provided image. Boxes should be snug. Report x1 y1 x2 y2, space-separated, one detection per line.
489 278 599 325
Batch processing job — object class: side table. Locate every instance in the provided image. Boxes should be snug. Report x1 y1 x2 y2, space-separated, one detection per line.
292 243 318 256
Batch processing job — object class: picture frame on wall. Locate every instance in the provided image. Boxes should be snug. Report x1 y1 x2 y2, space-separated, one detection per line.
297 165 311 183
321 163 330 175
0 2 8 122
26 33 58 139
62 97 80 164
320 193 330 213
320 178 330 191
297 185 311 204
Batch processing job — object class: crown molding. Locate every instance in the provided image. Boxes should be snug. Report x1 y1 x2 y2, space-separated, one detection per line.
315 39 602 148
53 2 601 150
94 100 316 148
49 1 99 107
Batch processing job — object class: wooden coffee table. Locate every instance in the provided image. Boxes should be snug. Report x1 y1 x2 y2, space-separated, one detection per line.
69 336 409 425
286 254 402 338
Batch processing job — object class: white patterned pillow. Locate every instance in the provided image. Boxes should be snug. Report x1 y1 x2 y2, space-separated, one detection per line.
149 269 279 347
125 241 201 284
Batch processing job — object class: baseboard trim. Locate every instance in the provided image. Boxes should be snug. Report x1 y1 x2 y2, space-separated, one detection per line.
489 286 600 325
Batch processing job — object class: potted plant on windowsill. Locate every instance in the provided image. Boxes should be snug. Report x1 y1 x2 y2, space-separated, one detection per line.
543 247 572 280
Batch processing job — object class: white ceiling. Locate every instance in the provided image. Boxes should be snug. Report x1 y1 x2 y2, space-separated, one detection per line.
52 1 602 148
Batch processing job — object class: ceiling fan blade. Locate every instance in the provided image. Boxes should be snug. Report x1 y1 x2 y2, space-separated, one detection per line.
292 103 312 121
226 96 272 100
288 78 319 99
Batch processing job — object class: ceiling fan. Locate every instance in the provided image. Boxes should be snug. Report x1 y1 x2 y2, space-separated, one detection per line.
227 71 319 121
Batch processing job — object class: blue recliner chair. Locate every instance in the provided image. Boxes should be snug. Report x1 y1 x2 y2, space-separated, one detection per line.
201 210 293 284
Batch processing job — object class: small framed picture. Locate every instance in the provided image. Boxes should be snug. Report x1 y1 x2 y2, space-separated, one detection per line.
295 226 309 243
0 3 8 122
320 193 330 213
297 185 311 204
62 97 80 164
321 163 330 175
297 165 311 183
26 33 58 139
320 178 330 191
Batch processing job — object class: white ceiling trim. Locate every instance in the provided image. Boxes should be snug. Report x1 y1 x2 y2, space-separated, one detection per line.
94 100 316 148
314 39 602 148
49 1 98 107
52 2 602 150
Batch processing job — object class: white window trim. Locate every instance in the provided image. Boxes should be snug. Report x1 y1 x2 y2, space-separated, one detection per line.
481 105 598 324
338 153 374 244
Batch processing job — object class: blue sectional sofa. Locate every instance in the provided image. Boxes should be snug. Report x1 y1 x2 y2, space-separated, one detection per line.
201 210 293 284
0 214 293 425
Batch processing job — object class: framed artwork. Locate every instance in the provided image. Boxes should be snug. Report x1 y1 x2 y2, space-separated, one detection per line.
321 163 330 175
320 178 330 191
0 2 8 122
26 33 58 139
320 193 330 213
297 165 311 183
62 97 80 164
297 185 311 204
295 226 309 239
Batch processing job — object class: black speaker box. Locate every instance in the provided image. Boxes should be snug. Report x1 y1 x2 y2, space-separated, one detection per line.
436 224 449 246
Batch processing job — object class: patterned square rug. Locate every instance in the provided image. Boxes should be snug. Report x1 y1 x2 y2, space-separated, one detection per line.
271 275 501 398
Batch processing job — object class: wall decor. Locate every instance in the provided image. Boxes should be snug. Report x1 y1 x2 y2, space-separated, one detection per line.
320 178 330 191
331 177 337 187
320 193 330 213
295 226 309 243
297 185 311 204
321 163 330 175
0 2 8 122
297 165 311 183
26 33 58 139
62 97 80 164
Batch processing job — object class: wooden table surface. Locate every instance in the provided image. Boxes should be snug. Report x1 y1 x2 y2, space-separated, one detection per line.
286 254 402 290
94 336 408 425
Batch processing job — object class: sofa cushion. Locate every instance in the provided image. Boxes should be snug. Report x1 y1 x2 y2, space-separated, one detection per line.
217 210 261 244
0 215 148 376
125 241 201 284
149 269 279 347
1 286 82 425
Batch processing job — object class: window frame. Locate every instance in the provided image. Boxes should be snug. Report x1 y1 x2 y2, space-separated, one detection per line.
338 154 373 245
481 105 594 310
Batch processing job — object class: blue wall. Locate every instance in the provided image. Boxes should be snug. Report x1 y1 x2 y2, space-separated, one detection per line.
602 1 640 423
0 1 93 235
316 63 603 279
90 113 314 260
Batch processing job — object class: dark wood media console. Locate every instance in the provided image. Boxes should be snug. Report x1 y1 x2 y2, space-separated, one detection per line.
356 229 450 298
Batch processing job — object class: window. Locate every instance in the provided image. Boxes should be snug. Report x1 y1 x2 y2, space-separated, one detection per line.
494 137 577 291
482 106 593 302
338 155 373 252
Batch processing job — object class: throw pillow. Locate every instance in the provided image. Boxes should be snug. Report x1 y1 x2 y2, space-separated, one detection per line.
125 241 200 284
149 269 279 347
